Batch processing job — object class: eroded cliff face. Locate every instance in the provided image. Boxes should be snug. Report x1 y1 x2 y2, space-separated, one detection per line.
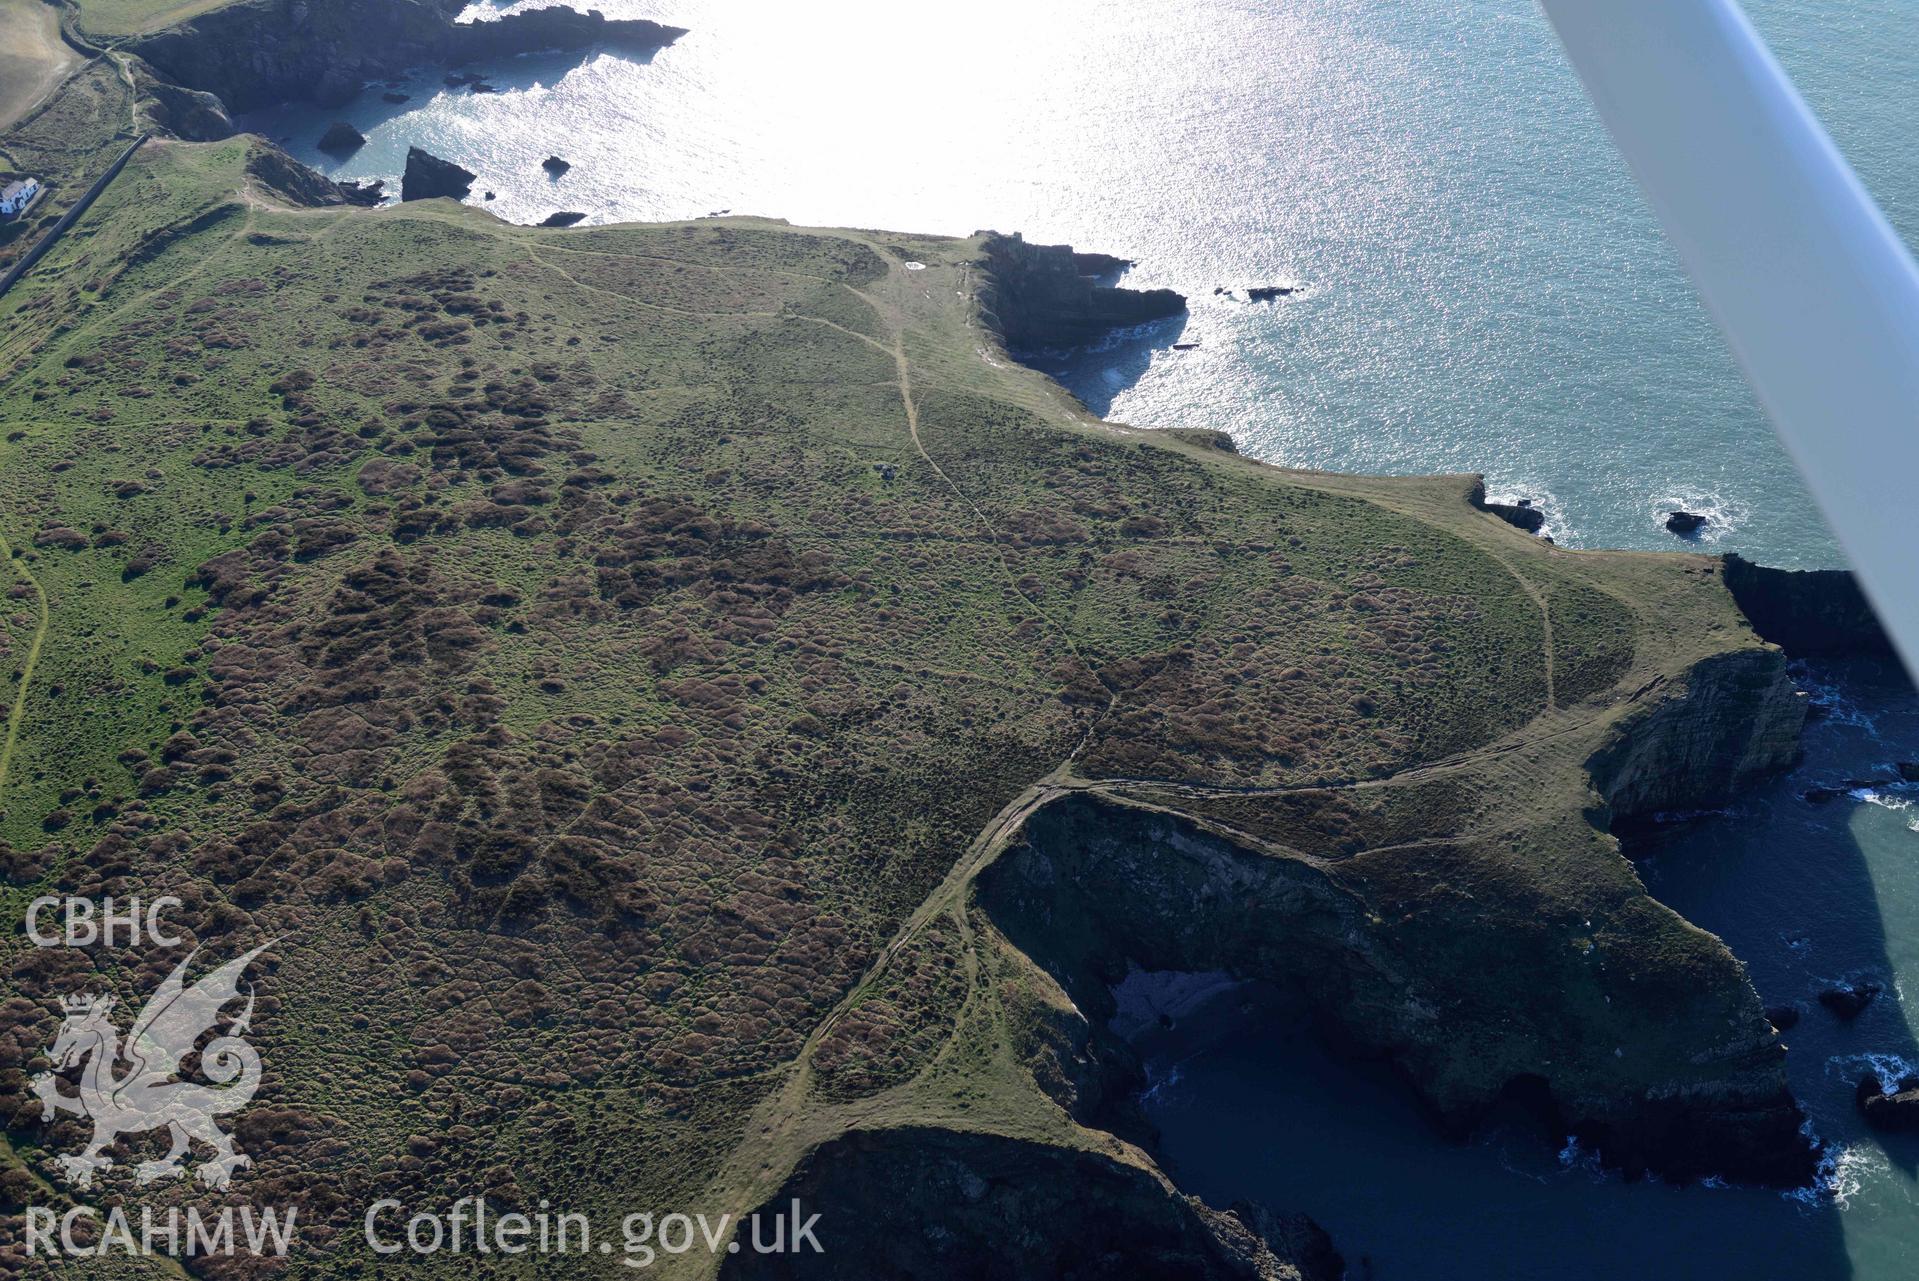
132 0 462 111
1587 647 1807 825
130 0 686 112
979 790 1815 1188
717 1127 1342 1281
976 231 1186 351
1722 553 1896 658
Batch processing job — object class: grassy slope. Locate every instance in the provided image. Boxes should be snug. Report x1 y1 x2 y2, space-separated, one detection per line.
0 0 81 132
0 140 1768 1276
67 0 241 38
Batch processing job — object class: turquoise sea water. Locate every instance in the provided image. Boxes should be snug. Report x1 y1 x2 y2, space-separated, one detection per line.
251 2 1919 1274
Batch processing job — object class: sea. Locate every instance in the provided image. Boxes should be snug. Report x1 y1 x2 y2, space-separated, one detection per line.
247 2 1919 1275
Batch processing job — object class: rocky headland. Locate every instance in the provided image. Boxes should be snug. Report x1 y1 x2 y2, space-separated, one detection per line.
977 231 1187 351
0 18 1891 1273
129 0 686 112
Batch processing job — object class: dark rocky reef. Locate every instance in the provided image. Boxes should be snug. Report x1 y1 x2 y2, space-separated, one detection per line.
1857 1073 1919 1132
1819 981 1881 1020
718 1127 1342 1281
981 788 1815 1189
246 144 382 207
976 231 1185 352
402 147 475 202
1723 553 1896 658
131 0 685 113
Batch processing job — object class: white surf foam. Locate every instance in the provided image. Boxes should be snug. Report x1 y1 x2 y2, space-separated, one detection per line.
1648 486 1750 545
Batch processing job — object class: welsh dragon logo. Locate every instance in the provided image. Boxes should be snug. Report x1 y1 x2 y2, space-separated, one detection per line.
29 944 271 1190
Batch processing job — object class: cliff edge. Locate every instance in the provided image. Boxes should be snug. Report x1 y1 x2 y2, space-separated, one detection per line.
976 230 1186 351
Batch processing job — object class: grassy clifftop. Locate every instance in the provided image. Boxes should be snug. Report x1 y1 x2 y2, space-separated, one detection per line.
67 0 250 39
0 141 1805 1276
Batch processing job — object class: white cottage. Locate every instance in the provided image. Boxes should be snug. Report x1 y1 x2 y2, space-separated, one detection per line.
1 178 40 218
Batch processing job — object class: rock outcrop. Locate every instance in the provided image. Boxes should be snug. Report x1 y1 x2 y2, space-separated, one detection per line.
318 121 367 154
131 0 686 113
246 144 381 207
976 231 1185 351
1722 553 1896 658
1469 482 1546 533
1857 1073 1919 1132
131 62 235 140
980 792 1815 1188
1585 648 1806 826
447 7 685 64
401 147 475 202
539 211 587 228
1819 982 1881 1020
718 1127 1342 1281
1666 510 1708 536
1164 428 1239 453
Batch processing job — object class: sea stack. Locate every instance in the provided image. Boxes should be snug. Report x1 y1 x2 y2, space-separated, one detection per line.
1666 510 1709 536
543 155 572 177
318 122 367 154
402 147 477 202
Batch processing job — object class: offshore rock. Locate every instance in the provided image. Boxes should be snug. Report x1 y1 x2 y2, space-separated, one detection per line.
1666 510 1709 536
1857 1074 1919 1132
1819 982 1881 1020
318 121 366 154
402 147 475 202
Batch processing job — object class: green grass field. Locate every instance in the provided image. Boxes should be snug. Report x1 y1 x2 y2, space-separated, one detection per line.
67 0 241 38
0 139 1789 1276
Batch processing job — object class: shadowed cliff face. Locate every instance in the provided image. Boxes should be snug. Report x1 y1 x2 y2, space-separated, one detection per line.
717 1127 1343 1281
976 231 1187 352
1723 554 1896 660
977 789 1814 1188
130 0 686 112
1588 648 1808 826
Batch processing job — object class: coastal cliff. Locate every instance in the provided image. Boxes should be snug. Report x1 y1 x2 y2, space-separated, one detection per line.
719 1128 1342 1281
0 138 1840 1277
1587 647 1807 825
976 231 1186 351
1722 553 1897 658
979 792 1814 1188
131 0 686 111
